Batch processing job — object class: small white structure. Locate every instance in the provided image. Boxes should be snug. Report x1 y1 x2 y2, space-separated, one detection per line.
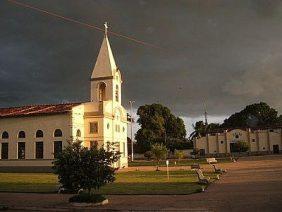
0 24 128 171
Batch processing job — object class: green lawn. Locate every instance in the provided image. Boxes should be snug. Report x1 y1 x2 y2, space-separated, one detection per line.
0 170 218 194
129 158 231 167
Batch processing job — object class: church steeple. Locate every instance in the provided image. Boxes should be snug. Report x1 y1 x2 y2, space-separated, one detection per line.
91 22 117 79
90 23 122 104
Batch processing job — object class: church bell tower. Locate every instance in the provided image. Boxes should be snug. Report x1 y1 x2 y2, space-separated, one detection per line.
90 23 122 105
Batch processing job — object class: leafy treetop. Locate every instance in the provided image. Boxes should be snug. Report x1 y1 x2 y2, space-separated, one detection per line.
135 104 186 152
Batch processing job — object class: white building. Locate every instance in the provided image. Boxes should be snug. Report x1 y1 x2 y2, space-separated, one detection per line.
194 127 282 156
0 25 128 171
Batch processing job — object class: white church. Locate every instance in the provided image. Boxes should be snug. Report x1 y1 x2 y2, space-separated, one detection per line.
0 24 128 171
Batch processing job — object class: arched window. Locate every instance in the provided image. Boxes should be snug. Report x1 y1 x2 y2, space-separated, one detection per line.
98 82 106 101
36 130 43 138
76 129 81 137
2 131 9 139
54 129 62 137
18 131 25 138
115 85 119 102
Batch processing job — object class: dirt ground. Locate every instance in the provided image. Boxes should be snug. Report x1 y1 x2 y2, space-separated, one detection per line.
1 155 282 211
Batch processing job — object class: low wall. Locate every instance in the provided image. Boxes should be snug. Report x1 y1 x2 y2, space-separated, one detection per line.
134 149 193 160
0 159 53 173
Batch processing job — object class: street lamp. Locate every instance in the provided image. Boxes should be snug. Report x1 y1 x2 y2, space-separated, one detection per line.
129 100 135 161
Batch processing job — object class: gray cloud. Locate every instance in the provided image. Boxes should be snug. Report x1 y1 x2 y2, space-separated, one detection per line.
1 0 282 119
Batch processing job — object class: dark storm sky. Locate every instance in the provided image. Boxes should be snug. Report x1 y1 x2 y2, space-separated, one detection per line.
1 0 282 119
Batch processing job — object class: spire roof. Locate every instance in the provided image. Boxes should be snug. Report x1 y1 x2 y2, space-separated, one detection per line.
91 23 117 79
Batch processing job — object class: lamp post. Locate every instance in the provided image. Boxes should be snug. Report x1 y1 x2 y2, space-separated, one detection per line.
129 100 135 161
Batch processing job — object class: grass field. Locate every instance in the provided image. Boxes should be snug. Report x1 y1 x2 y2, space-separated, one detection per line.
0 170 218 194
128 158 231 167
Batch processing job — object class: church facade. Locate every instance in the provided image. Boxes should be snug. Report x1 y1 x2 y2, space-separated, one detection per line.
0 28 128 171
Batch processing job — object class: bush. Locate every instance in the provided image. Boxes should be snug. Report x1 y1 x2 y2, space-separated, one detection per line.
232 141 250 153
174 150 184 160
69 193 106 203
53 141 120 194
190 148 200 156
144 151 153 160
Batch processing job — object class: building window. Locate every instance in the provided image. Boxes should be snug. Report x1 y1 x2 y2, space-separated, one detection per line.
18 142 25 159
76 129 81 137
252 139 256 142
90 140 98 148
115 124 120 132
122 127 125 132
1 143 8 159
107 123 110 129
36 142 44 159
115 85 119 102
54 141 62 158
2 131 9 139
98 82 106 101
36 130 43 138
89 122 98 134
221 141 224 144
269 129 274 132
235 134 239 139
54 129 63 137
18 131 26 139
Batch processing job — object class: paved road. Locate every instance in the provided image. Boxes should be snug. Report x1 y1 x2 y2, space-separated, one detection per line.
1 155 282 211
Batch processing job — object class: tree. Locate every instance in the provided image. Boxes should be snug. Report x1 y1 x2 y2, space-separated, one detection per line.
151 143 168 171
174 150 184 161
189 121 220 139
53 141 120 194
231 141 250 153
136 104 186 152
222 102 279 128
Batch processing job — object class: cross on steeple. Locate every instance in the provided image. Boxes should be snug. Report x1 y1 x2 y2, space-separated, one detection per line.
104 22 108 36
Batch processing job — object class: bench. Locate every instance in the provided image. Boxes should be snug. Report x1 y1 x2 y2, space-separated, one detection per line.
191 163 201 170
195 169 210 185
206 158 217 164
212 164 227 174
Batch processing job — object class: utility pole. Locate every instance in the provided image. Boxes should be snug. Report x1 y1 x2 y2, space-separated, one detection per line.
204 102 208 126
129 100 135 161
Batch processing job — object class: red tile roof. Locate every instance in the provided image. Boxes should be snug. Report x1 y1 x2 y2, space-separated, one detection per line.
0 102 82 118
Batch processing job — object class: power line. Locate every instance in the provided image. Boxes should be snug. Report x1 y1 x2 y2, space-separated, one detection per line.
8 0 163 50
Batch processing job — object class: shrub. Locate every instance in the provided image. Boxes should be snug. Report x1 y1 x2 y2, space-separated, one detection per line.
53 141 120 196
232 141 250 153
190 148 200 158
144 151 153 160
190 148 200 155
174 150 184 160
